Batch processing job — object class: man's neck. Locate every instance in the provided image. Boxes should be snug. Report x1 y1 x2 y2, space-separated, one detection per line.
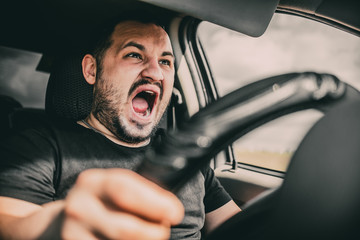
77 114 150 148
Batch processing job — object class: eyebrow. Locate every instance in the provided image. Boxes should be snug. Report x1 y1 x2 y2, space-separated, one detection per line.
162 51 174 59
122 41 174 59
123 41 145 51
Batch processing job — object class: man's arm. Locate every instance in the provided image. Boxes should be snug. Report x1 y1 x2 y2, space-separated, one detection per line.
201 165 241 235
0 198 65 239
203 200 241 235
0 169 184 240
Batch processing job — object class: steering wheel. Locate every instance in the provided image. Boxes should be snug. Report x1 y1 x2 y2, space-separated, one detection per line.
137 72 357 189
137 71 360 239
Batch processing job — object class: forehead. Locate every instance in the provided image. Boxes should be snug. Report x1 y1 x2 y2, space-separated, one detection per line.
110 21 172 51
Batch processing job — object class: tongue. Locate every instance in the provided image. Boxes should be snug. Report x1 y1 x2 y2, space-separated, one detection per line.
132 97 149 113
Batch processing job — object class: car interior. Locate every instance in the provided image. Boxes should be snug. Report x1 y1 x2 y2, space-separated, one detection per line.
1 0 360 239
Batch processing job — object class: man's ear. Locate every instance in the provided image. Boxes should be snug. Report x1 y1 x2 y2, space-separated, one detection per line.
82 54 97 85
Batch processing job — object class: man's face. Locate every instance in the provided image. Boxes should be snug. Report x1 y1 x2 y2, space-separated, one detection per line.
92 21 175 143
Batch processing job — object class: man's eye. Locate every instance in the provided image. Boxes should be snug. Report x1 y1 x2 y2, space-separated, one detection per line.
126 52 142 60
159 59 171 66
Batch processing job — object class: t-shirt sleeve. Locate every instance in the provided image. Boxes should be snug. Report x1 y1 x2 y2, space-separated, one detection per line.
202 165 232 213
0 128 57 205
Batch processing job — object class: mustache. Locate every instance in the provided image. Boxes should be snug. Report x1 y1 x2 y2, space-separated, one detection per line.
128 79 163 100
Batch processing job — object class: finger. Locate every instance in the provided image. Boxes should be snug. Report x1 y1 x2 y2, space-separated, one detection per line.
76 169 184 225
102 169 184 224
93 210 171 240
62 217 98 240
65 187 170 240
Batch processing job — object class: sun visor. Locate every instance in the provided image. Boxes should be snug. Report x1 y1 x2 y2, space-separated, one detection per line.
141 0 279 37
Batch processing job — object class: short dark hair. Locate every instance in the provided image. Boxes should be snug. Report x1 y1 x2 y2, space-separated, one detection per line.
90 12 167 74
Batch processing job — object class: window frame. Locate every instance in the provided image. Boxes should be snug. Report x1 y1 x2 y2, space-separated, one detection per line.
184 10 360 177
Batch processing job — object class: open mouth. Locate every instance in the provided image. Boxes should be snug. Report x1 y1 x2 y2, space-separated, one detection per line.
132 90 157 118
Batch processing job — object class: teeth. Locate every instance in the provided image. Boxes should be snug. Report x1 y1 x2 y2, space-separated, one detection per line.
142 108 151 117
145 90 155 95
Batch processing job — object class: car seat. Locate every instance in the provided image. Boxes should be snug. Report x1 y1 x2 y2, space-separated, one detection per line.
0 94 51 137
45 53 93 121
0 95 22 137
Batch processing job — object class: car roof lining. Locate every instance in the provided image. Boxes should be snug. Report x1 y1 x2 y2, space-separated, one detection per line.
0 0 279 54
1 0 359 60
278 0 360 34
142 0 279 37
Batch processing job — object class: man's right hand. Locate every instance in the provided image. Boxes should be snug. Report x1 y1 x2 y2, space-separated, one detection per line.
0 168 184 240
62 168 184 239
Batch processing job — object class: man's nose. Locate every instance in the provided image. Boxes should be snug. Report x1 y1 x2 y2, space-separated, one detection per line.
141 59 163 82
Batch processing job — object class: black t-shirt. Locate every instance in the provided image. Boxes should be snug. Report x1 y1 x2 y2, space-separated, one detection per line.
0 120 231 239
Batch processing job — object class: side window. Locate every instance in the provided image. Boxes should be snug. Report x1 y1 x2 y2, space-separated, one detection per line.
0 46 49 108
198 13 360 172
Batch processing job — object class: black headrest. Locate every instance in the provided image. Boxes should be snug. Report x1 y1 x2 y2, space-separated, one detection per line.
45 53 93 120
